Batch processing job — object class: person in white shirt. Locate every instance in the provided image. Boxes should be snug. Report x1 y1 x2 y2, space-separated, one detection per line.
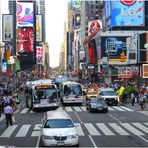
4 103 13 127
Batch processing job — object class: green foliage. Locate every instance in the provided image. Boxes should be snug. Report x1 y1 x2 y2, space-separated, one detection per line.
123 85 138 97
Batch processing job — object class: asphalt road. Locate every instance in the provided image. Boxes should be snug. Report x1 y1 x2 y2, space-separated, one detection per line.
0 93 148 147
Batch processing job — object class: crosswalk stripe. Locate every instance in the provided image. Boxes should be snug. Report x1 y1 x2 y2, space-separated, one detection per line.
65 107 73 112
119 106 134 112
108 107 115 111
0 125 17 137
80 106 87 111
144 123 148 127
120 123 145 136
31 131 41 137
112 106 125 111
84 123 101 136
73 107 82 112
138 111 148 116
56 107 63 111
75 123 84 136
108 123 129 135
30 110 35 113
96 123 115 135
20 108 29 113
34 124 41 130
15 124 31 137
132 123 148 134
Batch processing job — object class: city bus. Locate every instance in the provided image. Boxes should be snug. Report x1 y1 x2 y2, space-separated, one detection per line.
25 80 59 110
60 81 84 105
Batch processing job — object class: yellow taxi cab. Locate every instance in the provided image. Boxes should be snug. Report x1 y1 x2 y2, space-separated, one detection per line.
86 89 98 100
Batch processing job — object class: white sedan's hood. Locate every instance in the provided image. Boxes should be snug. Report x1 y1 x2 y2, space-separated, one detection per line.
102 95 117 98
42 127 77 136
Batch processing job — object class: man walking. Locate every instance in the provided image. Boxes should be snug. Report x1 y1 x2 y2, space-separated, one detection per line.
4 103 13 127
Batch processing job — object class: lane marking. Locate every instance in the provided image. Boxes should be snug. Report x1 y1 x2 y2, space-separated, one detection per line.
75 123 84 136
108 123 129 136
96 123 115 136
120 123 145 136
88 135 97 148
108 107 115 111
74 111 82 123
0 114 5 122
20 108 29 113
34 124 41 130
84 123 101 136
74 107 82 112
80 106 87 111
15 124 31 137
132 123 148 134
120 106 134 112
0 125 17 137
65 107 73 112
112 106 125 111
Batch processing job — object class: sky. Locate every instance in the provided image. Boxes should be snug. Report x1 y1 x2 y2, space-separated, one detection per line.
0 0 68 68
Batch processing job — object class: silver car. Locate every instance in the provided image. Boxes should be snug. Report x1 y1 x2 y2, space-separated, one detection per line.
40 110 79 147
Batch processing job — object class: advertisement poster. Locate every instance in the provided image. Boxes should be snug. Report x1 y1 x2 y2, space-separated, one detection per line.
16 28 34 54
107 0 144 27
2 14 13 42
101 37 127 64
2 62 7 73
36 46 43 64
36 15 42 42
16 2 34 27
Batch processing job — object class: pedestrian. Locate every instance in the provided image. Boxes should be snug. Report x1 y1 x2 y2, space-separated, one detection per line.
122 92 127 104
131 91 135 106
4 103 13 127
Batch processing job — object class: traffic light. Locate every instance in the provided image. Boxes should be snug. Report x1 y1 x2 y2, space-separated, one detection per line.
6 49 10 61
120 51 126 62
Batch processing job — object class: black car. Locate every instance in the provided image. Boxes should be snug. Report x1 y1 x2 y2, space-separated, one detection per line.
86 97 108 113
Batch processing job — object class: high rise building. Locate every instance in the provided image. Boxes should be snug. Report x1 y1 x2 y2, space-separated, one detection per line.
81 0 103 42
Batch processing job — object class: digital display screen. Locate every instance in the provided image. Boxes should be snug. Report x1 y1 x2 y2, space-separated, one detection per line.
35 85 55 89
16 2 34 27
108 0 144 27
101 37 127 59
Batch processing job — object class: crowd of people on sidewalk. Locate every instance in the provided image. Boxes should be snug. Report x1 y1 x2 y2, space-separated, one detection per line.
0 71 35 127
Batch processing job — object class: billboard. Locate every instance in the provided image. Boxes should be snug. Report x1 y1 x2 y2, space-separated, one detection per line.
16 28 34 54
101 37 127 64
2 14 13 42
107 0 144 27
70 0 81 9
36 46 43 64
16 2 34 27
36 15 42 42
1 62 7 73
88 20 102 36
126 35 138 64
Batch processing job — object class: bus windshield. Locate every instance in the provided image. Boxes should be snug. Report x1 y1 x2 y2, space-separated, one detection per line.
34 89 57 101
64 84 82 96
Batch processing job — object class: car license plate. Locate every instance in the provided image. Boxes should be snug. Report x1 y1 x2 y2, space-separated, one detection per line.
57 141 64 145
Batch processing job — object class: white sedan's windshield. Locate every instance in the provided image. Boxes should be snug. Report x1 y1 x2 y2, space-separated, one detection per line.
44 119 74 128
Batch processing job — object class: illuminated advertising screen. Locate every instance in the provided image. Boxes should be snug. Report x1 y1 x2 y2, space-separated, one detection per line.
70 0 81 9
108 0 144 27
101 37 127 63
2 14 13 42
36 46 43 64
16 28 34 54
2 62 7 73
36 15 42 42
16 2 34 27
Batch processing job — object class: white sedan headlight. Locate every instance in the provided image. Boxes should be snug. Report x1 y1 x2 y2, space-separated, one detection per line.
43 135 54 140
67 134 78 139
